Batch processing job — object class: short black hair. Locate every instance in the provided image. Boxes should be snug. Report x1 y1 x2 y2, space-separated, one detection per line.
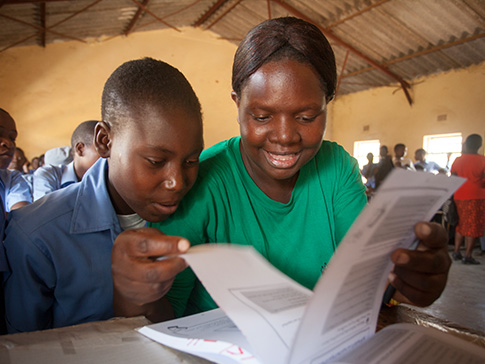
71 120 98 148
232 17 336 102
394 143 405 152
0 108 11 116
101 57 202 131
465 134 482 152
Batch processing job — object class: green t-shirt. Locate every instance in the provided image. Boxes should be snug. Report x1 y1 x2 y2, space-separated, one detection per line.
151 137 367 317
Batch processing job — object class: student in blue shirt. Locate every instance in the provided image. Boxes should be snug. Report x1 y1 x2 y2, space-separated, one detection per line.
0 108 30 334
33 119 100 201
2 58 204 333
0 109 31 211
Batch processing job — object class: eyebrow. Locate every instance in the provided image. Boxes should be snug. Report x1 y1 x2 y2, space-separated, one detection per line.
144 144 204 156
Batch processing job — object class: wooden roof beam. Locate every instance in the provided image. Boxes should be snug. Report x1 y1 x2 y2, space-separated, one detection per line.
130 0 180 32
343 32 485 79
193 0 228 27
125 0 149 36
271 0 413 105
0 12 86 43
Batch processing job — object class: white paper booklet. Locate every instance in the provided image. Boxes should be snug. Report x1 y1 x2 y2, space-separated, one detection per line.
138 169 485 363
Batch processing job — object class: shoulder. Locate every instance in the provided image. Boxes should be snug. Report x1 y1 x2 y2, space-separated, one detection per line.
34 164 62 178
314 140 358 170
197 137 241 180
7 185 79 235
0 169 23 184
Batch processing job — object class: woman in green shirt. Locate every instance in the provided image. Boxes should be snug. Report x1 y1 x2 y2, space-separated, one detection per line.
111 17 451 322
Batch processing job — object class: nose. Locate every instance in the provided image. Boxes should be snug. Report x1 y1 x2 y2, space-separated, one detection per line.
162 164 185 192
0 136 14 150
269 116 301 145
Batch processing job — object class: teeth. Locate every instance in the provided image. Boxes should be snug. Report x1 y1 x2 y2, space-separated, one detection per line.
268 153 296 161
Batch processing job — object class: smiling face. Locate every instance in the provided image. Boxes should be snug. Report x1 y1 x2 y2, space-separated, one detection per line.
233 59 327 199
96 104 203 223
0 110 17 169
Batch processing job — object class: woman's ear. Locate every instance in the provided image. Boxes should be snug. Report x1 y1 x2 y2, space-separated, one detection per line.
94 121 112 158
231 91 241 124
231 91 239 107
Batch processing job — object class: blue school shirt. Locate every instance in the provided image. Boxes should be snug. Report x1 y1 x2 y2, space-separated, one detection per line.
0 169 32 211
3 158 121 333
33 161 78 201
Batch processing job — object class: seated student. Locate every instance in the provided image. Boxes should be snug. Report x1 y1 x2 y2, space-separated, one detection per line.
414 148 447 174
8 146 33 193
2 58 204 333
393 143 415 170
0 109 32 211
33 120 100 201
8 147 30 174
111 17 452 322
43 146 73 166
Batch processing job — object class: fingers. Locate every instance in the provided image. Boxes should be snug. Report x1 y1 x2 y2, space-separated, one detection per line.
112 255 188 286
113 273 176 306
114 227 190 258
111 227 191 306
391 247 451 274
414 222 448 250
387 221 451 307
388 271 447 307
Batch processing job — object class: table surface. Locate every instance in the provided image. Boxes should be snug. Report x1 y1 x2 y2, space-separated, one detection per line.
0 306 484 364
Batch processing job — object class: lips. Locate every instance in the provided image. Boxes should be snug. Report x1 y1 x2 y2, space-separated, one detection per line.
264 150 301 168
153 201 180 216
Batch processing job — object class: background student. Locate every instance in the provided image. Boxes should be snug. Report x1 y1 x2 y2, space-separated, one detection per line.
33 119 100 200
2 58 203 333
0 109 32 212
111 17 452 322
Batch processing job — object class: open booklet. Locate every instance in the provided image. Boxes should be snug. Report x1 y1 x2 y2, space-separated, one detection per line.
138 169 485 363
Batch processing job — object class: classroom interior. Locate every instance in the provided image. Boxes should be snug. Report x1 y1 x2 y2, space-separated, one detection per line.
1 0 484 340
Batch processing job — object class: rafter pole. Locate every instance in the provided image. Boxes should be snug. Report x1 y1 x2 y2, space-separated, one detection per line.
130 0 180 32
193 0 228 27
0 12 87 43
326 0 391 28
343 32 485 79
335 49 350 98
39 2 46 47
125 0 149 36
205 0 241 30
271 0 413 105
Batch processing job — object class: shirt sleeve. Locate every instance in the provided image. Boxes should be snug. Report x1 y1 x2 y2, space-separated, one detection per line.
3 216 56 333
6 171 32 210
33 166 61 201
326 144 367 245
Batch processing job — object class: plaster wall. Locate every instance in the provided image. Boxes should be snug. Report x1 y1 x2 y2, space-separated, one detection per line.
0 27 239 159
328 62 485 157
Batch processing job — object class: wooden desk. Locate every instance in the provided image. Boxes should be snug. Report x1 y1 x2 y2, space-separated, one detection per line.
1 307 484 363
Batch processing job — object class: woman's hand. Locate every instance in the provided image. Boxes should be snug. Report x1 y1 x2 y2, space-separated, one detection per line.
388 222 451 307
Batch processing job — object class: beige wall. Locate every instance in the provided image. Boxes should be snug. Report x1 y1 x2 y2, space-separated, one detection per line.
0 27 239 159
328 62 485 157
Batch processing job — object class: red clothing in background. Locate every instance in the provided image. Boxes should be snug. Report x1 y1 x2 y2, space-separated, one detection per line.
451 154 485 200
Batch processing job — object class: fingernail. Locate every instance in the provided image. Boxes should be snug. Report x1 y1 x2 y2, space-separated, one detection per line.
178 239 190 252
396 253 409 265
417 222 431 236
